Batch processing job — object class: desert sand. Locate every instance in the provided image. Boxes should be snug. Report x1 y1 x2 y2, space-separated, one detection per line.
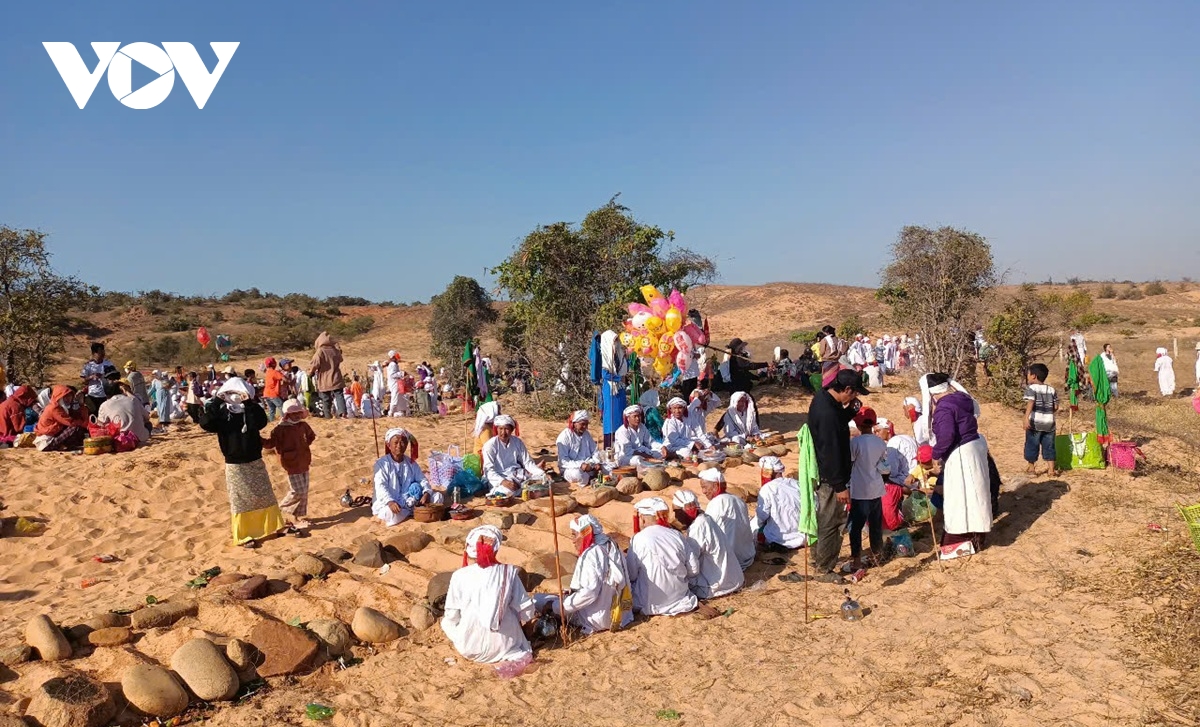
1 283 1198 726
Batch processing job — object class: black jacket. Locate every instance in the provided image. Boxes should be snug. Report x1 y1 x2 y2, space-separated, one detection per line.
807 388 855 491
199 399 267 465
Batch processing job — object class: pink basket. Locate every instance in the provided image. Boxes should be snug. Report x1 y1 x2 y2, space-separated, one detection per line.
1107 441 1143 471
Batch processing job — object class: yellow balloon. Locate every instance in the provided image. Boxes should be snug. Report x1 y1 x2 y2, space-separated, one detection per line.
657 338 674 357
619 331 634 348
653 357 673 377
637 336 654 355
664 307 682 333
640 284 665 305
645 315 664 334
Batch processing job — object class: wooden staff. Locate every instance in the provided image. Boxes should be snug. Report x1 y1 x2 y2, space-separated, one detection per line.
547 481 569 645
803 539 810 625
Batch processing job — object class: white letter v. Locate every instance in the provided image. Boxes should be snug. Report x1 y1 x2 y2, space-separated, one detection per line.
43 42 120 109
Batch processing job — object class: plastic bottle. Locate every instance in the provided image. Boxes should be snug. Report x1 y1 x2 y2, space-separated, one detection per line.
494 654 533 679
840 588 863 621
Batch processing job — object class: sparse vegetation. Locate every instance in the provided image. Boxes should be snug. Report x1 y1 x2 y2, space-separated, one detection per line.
837 315 868 340
429 276 498 377
1143 280 1168 296
1118 286 1144 301
1097 283 1117 299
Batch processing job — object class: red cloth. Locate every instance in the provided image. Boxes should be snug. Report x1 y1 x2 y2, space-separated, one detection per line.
34 386 87 437
0 386 35 437
883 483 905 531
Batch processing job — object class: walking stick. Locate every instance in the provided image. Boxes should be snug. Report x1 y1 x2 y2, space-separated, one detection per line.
803 540 809 625
546 481 569 646
367 394 380 458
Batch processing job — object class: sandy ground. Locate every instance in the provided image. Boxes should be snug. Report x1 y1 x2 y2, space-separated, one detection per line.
2 367 1197 726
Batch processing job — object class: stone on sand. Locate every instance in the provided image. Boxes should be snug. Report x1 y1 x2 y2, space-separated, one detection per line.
290 553 331 578
26 670 116 727
131 601 198 630
574 486 617 508
321 547 353 563
353 540 385 568
527 495 576 516
225 639 260 683
351 607 402 644
524 551 578 579
385 531 432 555
85 627 133 647
83 613 129 631
25 615 72 662
207 573 248 587
307 619 352 658
513 512 536 526
409 602 436 632
481 511 513 530
247 620 319 677
0 644 31 666
616 477 642 495
434 524 469 546
230 575 269 601
169 638 239 702
426 572 453 610
121 663 189 718
641 469 668 491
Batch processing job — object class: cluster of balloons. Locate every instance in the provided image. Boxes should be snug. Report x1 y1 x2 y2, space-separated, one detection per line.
620 285 709 378
197 327 235 362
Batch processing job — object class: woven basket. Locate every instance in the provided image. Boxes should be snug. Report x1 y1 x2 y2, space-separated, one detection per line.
413 504 446 523
450 508 477 521
83 436 114 455
1178 503 1200 554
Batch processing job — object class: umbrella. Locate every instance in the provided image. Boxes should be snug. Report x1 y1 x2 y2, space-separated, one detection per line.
1089 354 1111 440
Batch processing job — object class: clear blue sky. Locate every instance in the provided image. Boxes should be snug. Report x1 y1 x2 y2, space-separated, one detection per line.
2 1 1197 301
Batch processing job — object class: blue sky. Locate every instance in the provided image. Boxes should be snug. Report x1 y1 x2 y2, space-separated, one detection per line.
2 1 1197 301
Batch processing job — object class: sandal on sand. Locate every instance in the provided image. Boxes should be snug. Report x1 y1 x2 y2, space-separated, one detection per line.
282 526 309 538
778 572 810 583
694 603 722 619
815 572 845 584
240 539 261 549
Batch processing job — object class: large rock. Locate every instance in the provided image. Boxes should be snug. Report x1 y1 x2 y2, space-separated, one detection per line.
230 575 269 601
523 551 578 580
350 607 402 644
527 495 576 516
434 525 469 547
83 613 129 631
131 601 198 630
225 639 260 683
385 531 432 555
641 469 669 491
121 663 189 718
513 512 536 526
0 644 31 666
481 511 513 530
664 466 686 483
290 553 330 578
207 573 248 587
247 620 319 677
25 615 71 662
409 602 436 632
616 477 642 495
306 619 351 658
64 624 94 644
426 572 453 611
26 670 116 727
321 547 353 563
575 486 617 508
353 540 385 568
170 638 239 702
85 627 133 647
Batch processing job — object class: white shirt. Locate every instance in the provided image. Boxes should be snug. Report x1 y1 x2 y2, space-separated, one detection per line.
613 424 656 466
720 406 760 444
1101 352 1119 378
706 492 755 570
555 427 598 473
626 525 698 616
1154 356 1175 395
912 417 931 446
387 361 402 393
562 539 631 634
482 435 545 487
371 455 432 520
887 434 919 472
849 433 888 500
684 513 744 599
441 564 535 663
754 477 807 549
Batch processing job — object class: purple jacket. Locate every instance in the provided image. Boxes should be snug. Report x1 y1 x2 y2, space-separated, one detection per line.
931 391 979 462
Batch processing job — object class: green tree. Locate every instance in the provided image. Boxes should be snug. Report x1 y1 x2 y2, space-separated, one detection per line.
428 276 498 377
876 225 997 379
0 227 94 385
493 196 715 402
984 284 1083 404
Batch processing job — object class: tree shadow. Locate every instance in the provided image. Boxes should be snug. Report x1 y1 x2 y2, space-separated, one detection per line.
0 589 37 602
988 478 1069 548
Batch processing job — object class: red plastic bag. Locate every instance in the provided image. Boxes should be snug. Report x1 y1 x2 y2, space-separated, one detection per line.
114 431 139 453
88 420 120 439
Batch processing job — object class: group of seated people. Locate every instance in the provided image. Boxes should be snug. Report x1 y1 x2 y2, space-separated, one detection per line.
611 388 764 468
0 380 153 452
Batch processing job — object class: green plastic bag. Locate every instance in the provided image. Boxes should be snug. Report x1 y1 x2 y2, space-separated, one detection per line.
902 491 936 523
1055 432 1105 471
306 703 335 720
462 453 482 478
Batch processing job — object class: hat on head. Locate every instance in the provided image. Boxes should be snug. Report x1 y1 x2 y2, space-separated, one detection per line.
569 410 589 424
759 455 784 473
464 526 503 560
635 497 669 516
827 368 870 396
853 407 877 429
917 444 934 464
124 360 136 370
282 398 306 417
623 404 642 418
222 365 236 375
264 357 276 367
698 468 725 484
493 414 515 429
672 490 699 508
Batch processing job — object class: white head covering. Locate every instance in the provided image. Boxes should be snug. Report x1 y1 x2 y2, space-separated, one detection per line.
569 514 609 544
37 387 52 410
672 489 699 508
726 391 759 435
918 373 979 445
217 377 255 413
385 427 409 443
875 417 891 430
464 525 503 560
1156 347 1168 356
773 346 782 362
493 414 515 429
473 401 501 437
623 404 642 419
698 468 725 484
635 497 669 516
570 410 590 423
903 396 921 412
759 455 784 473
387 350 397 359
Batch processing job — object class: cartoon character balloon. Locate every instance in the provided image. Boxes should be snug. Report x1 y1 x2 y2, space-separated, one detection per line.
618 285 707 382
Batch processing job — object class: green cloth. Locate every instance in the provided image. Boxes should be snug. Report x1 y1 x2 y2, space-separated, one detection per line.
1088 354 1111 436
628 352 642 403
794 424 820 543
1066 357 1082 407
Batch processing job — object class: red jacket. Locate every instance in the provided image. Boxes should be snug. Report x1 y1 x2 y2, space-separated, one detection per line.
0 386 35 437
263 421 316 474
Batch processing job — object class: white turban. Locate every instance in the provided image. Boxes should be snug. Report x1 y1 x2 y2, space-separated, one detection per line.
385 427 409 443
493 414 515 429
698 468 725 484
875 417 891 429
217 377 255 413
666 397 687 410
759 455 784 473
387 350 397 359
672 490 699 508
464 525 503 560
570 410 589 423
1156 347 1168 356
569 514 610 545
473 401 500 437
623 404 642 418
903 396 921 413
635 497 669 515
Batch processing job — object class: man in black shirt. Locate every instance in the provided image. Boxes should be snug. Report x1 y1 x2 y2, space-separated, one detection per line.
808 368 868 581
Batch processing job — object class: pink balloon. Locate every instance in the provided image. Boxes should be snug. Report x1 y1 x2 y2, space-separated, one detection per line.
676 351 690 371
632 312 651 329
627 302 652 316
668 289 686 312
682 323 705 347
650 297 670 318
673 330 693 355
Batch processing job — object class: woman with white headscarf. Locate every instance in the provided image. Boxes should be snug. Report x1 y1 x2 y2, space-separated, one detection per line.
1154 347 1176 396
556 410 603 485
372 427 441 526
924 372 991 557
473 400 502 457
199 378 286 547
716 391 761 445
558 515 633 633
613 405 661 466
441 526 538 664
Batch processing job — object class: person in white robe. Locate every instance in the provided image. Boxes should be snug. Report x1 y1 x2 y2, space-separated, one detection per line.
482 415 545 496
441 526 538 664
626 498 698 616
717 391 761 445
1154 348 1176 397
688 387 721 421
661 397 713 459
556 410 604 485
554 515 633 634
361 393 381 419
673 490 743 599
848 335 867 367
368 360 386 402
903 396 930 444
1194 342 1200 388
880 417 919 473
613 405 662 467
342 389 357 418
752 456 808 549
372 428 443 526
699 468 755 570
386 352 408 416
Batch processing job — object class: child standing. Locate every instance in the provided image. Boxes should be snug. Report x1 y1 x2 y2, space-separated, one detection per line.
263 398 317 529
847 407 888 570
1023 363 1059 476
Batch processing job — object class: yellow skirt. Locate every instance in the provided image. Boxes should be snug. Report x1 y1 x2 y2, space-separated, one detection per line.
226 460 285 544
231 506 286 544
